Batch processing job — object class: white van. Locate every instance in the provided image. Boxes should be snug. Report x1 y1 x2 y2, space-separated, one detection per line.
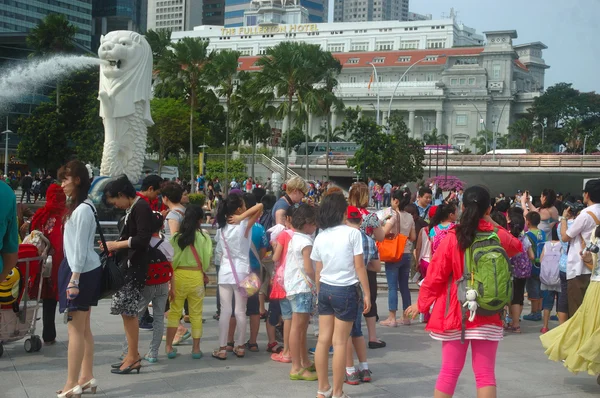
485 149 530 155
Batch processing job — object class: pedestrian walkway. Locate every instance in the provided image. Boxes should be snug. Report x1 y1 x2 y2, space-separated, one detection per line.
1 295 597 398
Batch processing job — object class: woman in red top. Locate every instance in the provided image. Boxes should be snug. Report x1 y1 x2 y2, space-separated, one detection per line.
406 186 522 398
30 184 67 345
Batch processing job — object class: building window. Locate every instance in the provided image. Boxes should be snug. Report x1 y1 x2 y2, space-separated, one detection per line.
376 41 394 51
349 76 357 83
238 48 252 56
492 64 501 79
468 77 476 85
424 56 438 62
327 44 344 52
456 114 468 126
397 56 411 63
401 41 418 50
372 57 385 63
258 47 269 55
426 73 435 81
455 57 478 65
459 78 466 85
450 78 458 85
424 118 434 132
351 42 369 52
427 39 446 49
401 74 409 82
346 58 360 64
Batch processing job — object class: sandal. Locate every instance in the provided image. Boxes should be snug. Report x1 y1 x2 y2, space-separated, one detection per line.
316 387 333 398
290 368 318 381
379 319 397 327
245 341 259 352
211 348 227 360
233 345 246 358
271 351 292 363
303 361 316 372
225 341 235 352
266 342 283 353
507 326 522 333
260 312 267 320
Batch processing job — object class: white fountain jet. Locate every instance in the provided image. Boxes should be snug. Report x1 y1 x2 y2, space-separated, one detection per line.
98 30 154 182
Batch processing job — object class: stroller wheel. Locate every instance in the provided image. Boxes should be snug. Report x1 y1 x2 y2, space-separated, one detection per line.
32 336 42 352
24 338 33 353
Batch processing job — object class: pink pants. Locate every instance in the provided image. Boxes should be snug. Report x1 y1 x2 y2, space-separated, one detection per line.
436 339 498 396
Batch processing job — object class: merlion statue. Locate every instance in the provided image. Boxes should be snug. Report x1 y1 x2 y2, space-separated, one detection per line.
98 30 154 182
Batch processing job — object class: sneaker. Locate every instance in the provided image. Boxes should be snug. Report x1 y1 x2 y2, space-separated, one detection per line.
144 354 158 363
550 315 559 321
345 370 361 385
359 369 372 382
138 320 153 330
523 313 539 321
308 346 333 355
534 312 543 321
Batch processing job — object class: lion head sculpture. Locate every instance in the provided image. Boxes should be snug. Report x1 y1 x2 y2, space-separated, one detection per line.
98 31 153 125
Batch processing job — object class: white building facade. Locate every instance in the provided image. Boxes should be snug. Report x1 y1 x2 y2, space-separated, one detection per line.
244 0 309 26
172 19 548 151
332 0 409 22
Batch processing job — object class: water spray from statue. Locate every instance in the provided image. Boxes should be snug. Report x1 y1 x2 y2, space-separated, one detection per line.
0 55 109 108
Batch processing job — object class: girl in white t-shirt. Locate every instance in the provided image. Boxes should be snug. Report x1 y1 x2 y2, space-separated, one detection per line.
285 204 318 381
212 192 263 360
310 192 371 398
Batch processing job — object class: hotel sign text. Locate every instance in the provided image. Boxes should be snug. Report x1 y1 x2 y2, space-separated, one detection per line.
221 24 319 36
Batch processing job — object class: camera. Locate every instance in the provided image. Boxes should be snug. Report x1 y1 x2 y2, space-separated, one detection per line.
584 242 600 254
564 201 586 215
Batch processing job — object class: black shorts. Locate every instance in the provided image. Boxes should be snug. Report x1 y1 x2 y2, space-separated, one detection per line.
246 294 260 316
58 259 102 313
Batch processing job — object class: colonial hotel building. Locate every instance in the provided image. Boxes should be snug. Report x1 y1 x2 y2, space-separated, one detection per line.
172 12 548 151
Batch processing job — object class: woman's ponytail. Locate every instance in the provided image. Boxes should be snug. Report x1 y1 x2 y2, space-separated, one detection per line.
455 186 491 251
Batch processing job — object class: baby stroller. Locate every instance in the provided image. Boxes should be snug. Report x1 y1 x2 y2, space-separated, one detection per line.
0 231 50 357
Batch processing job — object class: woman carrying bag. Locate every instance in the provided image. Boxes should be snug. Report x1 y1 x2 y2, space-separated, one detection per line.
379 189 416 327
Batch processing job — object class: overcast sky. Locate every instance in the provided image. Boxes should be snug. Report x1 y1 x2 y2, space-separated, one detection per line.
408 0 600 93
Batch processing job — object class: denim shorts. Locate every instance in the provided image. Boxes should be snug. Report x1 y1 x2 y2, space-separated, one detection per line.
280 298 292 320
526 276 541 300
318 283 361 322
350 293 365 337
542 290 559 311
288 293 313 314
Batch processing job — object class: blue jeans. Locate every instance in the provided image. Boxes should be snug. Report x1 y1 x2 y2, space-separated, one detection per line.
385 253 412 312
383 193 391 207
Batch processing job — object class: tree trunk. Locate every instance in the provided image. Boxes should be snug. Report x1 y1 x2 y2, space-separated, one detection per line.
283 95 292 181
158 145 164 175
304 106 309 181
189 94 195 193
224 96 230 195
56 80 60 113
326 111 331 181
251 127 256 180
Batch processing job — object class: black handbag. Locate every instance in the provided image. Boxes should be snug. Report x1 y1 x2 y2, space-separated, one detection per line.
84 203 125 298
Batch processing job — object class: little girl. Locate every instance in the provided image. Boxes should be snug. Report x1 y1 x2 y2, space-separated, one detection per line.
429 203 458 256
311 192 371 398
284 204 318 381
539 226 562 334
212 192 263 360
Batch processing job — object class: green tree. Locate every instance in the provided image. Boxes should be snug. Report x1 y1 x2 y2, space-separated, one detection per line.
254 42 329 180
147 97 191 173
281 127 307 154
423 128 448 145
313 126 346 143
507 118 535 148
342 108 424 183
26 14 78 110
145 29 172 64
156 37 211 191
207 49 240 189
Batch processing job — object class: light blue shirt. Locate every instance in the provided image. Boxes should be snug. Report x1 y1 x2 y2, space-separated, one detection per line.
557 219 573 273
63 199 101 274
383 183 392 194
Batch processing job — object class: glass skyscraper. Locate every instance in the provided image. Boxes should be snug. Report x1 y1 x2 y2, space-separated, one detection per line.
92 0 147 50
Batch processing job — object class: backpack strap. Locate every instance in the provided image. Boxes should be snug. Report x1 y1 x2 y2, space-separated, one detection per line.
587 211 600 226
152 238 164 250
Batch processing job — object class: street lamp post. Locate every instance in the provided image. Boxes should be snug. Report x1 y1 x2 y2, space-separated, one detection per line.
494 92 519 160
367 62 380 125
387 54 447 132
1 130 13 178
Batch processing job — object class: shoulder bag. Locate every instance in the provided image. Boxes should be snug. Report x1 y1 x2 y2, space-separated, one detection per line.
580 211 600 271
220 229 261 297
85 203 125 298
376 209 408 263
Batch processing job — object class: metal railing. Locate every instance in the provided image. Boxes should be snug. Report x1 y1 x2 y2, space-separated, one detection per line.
206 153 299 178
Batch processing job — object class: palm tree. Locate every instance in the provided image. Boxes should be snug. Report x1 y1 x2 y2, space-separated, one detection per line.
423 128 448 145
157 37 211 189
145 29 172 65
206 49 241 191
507 118 535 149
255 42 325 180
313 126 346 143
26 14 77 111
302 50 343 180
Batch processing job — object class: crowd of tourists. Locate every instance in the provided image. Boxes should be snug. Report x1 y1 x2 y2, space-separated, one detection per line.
0 161 599 398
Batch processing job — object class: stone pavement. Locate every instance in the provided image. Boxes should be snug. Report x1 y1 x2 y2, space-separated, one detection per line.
1 294 598 398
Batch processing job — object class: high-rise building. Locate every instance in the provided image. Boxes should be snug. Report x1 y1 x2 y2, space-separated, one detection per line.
147 0 220 32
407 11 432 21
0 0 93 49
225 0 324 27
92 0 147 50
333 0 409 22
244 0 308 26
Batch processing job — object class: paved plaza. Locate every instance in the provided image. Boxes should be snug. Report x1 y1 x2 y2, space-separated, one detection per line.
1 294 598 398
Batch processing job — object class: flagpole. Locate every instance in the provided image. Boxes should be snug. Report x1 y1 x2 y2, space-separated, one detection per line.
367 62 380 125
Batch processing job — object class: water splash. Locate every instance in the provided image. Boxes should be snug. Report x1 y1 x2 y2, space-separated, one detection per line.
0 55 106 107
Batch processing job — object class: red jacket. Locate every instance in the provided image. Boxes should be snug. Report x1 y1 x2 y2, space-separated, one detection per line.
417 220 522 333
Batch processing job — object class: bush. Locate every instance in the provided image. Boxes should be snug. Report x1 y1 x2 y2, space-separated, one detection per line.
205 159 246 183
187 193 206 207
425 175 466 191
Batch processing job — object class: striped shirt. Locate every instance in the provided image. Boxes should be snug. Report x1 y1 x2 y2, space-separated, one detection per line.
430 324 504 342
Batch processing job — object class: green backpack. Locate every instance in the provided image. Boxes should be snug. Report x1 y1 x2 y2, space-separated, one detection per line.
456 229 512 341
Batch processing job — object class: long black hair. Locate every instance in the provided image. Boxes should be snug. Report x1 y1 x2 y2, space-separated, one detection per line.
216 192 244 229
508 211 525 238
392 188 411 211
540 188 556 209
175 204 205 250
456 186 491 250
430 202 457 227
318 191 347 229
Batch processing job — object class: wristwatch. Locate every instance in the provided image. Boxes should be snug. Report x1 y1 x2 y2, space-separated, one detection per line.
69 279 80 286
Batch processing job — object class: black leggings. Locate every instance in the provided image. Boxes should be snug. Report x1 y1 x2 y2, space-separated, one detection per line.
363 270 379 319
512 277 527 306
42 298 57 343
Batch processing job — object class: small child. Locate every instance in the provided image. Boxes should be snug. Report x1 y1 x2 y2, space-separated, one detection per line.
524 212 547 321
285 204 318 381
539 226 562 334
344 206 381 385
311 193 371 398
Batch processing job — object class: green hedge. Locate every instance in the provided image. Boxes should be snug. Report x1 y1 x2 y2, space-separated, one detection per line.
205 159 247 183
188 193 206 207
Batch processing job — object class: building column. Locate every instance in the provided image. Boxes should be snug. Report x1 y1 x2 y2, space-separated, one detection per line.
330 109 338 132
436 110 443 136
101 17 108 34
408 110 415 136
307 113 314 139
